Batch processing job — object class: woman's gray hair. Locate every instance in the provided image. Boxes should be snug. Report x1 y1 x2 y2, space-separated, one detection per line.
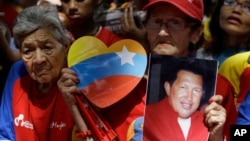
13 5 70 48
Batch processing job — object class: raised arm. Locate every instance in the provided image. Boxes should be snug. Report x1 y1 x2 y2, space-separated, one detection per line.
57 68 93 141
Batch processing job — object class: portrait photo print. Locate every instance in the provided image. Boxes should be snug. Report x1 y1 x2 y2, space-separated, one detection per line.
143 54 219 140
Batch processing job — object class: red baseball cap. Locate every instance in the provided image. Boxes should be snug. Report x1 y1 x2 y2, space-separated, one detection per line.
142 0 204 22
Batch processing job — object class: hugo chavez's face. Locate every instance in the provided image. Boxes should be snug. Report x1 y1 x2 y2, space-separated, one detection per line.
164 70 204 119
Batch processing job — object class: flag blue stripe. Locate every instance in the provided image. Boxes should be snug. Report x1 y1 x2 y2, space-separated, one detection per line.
70 53 147 88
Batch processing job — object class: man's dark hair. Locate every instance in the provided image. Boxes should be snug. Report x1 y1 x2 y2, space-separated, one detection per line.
166 58 206 90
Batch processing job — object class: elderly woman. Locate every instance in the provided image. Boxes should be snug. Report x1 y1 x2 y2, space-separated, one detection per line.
0 5 76 141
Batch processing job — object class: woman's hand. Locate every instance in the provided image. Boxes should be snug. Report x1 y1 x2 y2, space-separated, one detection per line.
204 95 226 141
121 6 149 53
57 68 81 106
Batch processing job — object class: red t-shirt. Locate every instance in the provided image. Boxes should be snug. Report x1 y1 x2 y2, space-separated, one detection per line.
96 27 123 47
143 96 208 141
12 75 75 141
216 74 238 141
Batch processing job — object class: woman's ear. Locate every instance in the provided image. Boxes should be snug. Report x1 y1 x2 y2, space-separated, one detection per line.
190 24 204 44
164 81 171 96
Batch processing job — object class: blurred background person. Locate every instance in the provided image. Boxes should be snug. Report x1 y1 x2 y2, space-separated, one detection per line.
197 0 250 66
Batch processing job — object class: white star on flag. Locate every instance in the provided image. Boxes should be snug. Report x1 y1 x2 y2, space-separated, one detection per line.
116 46 136 66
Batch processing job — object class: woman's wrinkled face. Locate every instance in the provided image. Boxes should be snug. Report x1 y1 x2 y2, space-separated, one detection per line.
146 4 201 57
20 28 67 85
220 0 250 36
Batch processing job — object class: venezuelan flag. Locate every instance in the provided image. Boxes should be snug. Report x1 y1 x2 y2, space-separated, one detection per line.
68 36 147 108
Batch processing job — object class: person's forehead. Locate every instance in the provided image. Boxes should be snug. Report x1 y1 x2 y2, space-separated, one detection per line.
149 3 188 19
177 70 202 79
22 28 56 42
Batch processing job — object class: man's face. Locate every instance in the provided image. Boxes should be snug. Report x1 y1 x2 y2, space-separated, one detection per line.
146 4 202 57
60 0 96 25
165 70 204 119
